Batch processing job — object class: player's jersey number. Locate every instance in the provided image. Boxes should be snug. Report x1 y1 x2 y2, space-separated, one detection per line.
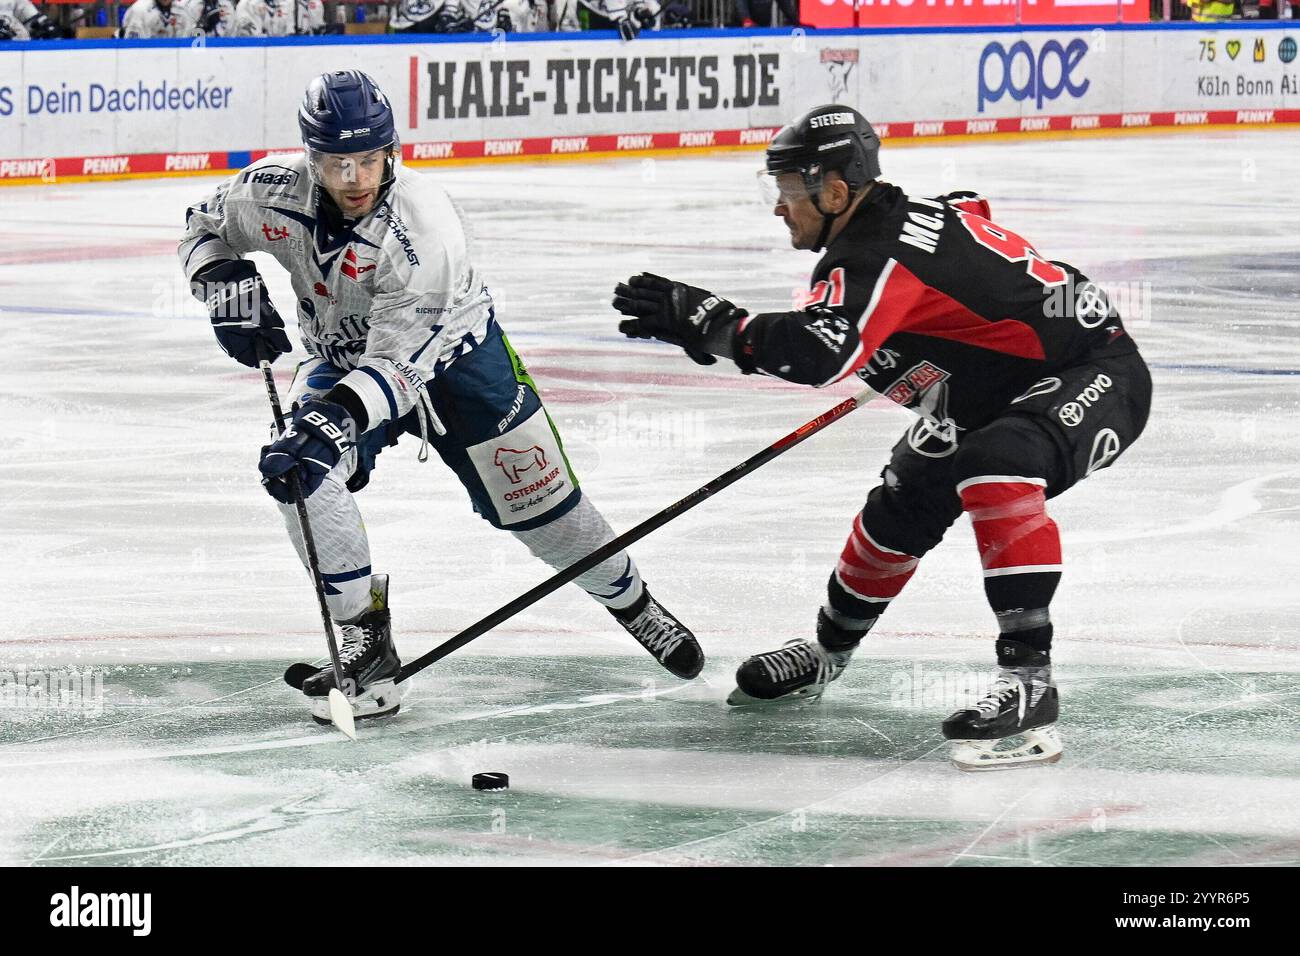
802 267 847 309
955 211 1068 288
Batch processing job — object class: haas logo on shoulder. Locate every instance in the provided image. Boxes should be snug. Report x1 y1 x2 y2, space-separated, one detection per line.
495 445 549 484
246 164 299 189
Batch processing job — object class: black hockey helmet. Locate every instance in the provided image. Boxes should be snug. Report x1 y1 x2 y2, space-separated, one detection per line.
763 105 881 250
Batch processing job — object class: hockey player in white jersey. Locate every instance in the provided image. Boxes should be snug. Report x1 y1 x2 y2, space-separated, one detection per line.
120 0 196 37
583 0 661 39
234 0 325 36
389 0 652 35
0 0 63 39
179 71 702 723
391 0 577 33
186 0 236 35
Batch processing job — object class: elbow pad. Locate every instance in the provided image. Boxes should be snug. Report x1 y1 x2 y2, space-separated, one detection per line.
734 310 857 386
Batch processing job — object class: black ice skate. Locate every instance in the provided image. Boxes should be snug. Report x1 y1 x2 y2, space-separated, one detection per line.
302 574 405 724
727 639 853 706
611 588 704 679
942 654 1061 771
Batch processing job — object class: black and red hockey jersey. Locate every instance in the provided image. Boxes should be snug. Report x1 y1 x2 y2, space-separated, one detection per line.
735 183 1137 434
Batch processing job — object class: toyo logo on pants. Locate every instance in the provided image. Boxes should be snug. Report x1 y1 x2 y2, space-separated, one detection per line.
978 39 1091 113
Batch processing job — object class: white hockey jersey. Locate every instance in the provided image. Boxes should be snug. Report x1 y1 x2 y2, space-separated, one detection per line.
0 0 39 39
388 0 440 31
184 0 236 35
233 0 325 36
488 0 579 32
179 156 494 432
579 0 660 27
390 0 577 32
119 0 197 37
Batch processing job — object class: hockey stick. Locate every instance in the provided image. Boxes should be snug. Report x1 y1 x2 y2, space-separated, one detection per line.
256 348 356 741
395 385 875 683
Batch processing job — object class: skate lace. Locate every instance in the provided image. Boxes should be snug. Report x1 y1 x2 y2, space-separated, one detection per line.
629 603 684 658
337 622 375 666
758 640 829 686
972 674 1022 717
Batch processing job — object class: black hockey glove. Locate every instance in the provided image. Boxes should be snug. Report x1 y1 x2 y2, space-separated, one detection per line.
191 259 292 368
432 6 474 32
199 0 224 33
616 14 640 40
613 272 745 366
26 13 64 39
258 398 355 503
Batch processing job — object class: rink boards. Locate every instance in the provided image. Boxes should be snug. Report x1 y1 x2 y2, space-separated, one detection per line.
0 23 1297 184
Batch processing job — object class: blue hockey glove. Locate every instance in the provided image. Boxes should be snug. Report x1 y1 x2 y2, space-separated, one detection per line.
191 259 292 368
258 399 355 503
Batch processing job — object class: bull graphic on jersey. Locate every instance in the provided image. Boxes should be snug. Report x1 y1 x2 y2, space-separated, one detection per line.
494 445 549 484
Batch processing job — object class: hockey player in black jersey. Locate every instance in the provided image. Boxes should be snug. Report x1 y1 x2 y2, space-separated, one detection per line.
613 104 1151 770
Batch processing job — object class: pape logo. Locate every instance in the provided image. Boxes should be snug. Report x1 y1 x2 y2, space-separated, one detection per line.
50 886 151 936
978 39 1090 113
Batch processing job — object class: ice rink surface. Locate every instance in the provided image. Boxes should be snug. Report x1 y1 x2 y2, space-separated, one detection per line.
2 131 1298 866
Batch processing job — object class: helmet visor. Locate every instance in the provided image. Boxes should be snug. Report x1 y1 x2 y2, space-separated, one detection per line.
757 169 817 206
306 145 399 194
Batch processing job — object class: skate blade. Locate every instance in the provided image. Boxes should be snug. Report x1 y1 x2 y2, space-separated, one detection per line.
312 704 401 727
950 725 1063 772
310 679 404 728
726 686 824 707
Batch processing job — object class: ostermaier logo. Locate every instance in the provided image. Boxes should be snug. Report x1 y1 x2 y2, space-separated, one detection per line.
978 38 1091 113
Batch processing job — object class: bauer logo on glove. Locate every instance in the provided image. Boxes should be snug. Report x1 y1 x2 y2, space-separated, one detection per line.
190 258 293 368
259 398 356 503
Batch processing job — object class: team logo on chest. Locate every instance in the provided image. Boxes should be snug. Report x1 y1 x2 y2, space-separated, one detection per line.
883 361 960 458
884 360 949 407
260 222 303 253
340 247 377 281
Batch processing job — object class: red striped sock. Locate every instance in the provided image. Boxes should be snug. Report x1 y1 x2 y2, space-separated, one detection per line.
957 476 1062 577
835 513 920 603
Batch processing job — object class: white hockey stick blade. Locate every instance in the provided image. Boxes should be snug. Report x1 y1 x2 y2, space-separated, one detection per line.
328 688 357 741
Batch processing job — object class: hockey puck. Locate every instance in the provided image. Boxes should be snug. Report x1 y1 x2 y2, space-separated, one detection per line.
471 772 509 791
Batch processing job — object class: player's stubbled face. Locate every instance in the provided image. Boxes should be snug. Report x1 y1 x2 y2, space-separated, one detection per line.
318 149 386 217
772 173 824 250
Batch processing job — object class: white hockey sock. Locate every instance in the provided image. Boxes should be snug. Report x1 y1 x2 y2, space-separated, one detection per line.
278 473 373 623
512 495 644 611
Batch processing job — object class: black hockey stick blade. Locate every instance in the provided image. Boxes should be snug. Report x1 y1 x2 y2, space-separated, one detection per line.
284 662 319 690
